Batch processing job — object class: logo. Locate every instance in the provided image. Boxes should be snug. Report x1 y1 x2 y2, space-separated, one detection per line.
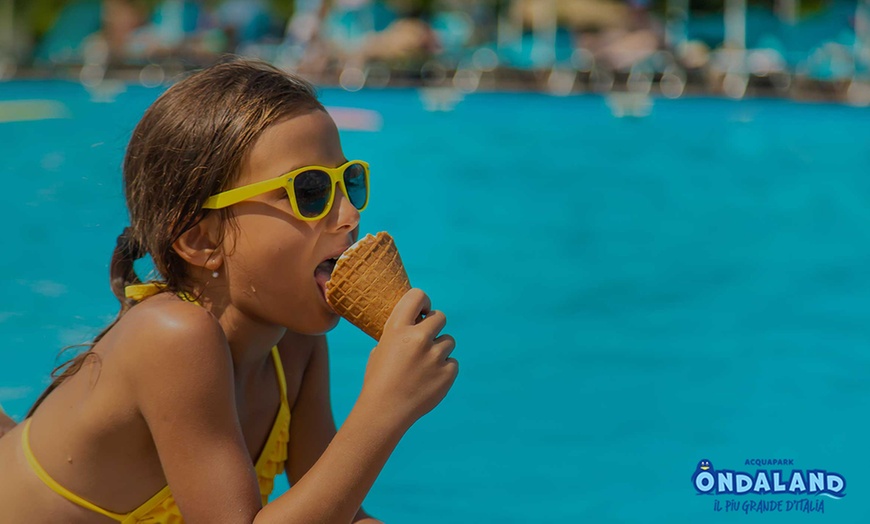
692 459 846 514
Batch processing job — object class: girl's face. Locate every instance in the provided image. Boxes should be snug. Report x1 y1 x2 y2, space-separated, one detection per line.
220 109 360 335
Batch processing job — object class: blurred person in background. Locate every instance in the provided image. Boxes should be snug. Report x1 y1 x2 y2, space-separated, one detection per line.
101 0 149 63
291 0 440 77
216 0 275 51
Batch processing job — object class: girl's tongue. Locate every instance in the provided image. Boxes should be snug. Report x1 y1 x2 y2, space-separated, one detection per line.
314 259 337 299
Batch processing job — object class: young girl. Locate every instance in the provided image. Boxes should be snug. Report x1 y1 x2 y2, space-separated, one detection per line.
0 59 458 523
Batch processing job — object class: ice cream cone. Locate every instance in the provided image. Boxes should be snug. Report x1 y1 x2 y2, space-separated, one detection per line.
325 231 411 341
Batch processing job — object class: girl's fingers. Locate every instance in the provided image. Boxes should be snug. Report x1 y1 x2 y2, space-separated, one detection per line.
417 310 447 339
432 334 456 361
388 289 431 328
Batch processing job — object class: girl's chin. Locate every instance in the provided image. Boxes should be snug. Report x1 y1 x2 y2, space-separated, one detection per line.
316 301 341 327
302 302 342 335
277 281 341 335
322 313 341 332
282 314 339 336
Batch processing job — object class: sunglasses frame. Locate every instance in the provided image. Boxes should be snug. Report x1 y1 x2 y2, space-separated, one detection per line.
202 160 370 221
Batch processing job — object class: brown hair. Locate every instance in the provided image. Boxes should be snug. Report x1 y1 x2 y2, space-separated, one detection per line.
28 58 325 416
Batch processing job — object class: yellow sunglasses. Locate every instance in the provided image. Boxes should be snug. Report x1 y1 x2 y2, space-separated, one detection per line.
202 160 370 221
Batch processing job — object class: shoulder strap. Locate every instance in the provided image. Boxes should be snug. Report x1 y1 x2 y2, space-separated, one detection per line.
270 346 288 402
125 282 167 301
124 282 201 306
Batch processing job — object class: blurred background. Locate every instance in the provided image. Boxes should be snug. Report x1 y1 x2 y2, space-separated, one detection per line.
0 0 869 102
2 1 870 523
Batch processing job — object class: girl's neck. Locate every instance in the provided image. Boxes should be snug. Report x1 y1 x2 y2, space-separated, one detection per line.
221 310 286 371
191 285 286 372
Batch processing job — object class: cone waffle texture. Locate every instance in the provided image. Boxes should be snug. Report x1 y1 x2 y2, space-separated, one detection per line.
325 232 411 341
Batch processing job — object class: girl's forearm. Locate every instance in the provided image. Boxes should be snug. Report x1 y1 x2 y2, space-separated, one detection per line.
255 399 406 524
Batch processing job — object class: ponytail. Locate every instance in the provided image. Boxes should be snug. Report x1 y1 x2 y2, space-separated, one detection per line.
28 227 149 417
110 226 146 313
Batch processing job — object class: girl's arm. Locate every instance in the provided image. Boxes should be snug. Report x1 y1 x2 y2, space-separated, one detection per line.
263 289 456 524
257 385 404 524
131 304 264 522
280 332 383 523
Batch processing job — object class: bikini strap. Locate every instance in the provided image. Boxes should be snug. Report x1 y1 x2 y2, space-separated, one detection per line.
22 419 127 522
124 282 167 301
270 346 288 402
125 282 200 305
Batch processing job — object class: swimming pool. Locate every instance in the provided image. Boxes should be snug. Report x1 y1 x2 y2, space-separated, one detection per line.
1 80 869 522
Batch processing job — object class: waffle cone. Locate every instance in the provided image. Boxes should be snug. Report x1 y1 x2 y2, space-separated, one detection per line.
325 232 411 341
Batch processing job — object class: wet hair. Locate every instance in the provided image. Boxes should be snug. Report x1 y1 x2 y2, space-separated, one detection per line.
28 58 325 416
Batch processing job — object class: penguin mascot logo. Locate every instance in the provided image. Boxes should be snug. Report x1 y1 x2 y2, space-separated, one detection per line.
693 459 713 493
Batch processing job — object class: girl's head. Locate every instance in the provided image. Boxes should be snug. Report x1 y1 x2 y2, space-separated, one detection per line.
113 58 362 333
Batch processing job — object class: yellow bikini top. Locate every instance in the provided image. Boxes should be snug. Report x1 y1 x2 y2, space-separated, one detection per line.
22 282 291 523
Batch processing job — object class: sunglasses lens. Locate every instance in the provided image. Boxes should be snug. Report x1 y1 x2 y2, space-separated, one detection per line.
343 163 368 210
294 170 332 217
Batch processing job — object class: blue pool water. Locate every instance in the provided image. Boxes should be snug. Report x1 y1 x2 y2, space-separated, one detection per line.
1 81 869 522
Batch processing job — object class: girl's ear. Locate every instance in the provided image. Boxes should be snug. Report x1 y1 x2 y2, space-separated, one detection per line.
172 213 224 272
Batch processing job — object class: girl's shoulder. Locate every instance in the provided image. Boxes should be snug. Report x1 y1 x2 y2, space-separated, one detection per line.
107 293 233 393
119 292 221 335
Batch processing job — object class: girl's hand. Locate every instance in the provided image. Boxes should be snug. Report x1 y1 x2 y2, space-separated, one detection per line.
358 288 458 430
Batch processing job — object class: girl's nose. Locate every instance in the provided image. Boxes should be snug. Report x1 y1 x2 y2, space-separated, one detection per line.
329 185 360 232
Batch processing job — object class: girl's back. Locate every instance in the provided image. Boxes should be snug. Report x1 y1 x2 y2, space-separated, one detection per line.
0 295 224 521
